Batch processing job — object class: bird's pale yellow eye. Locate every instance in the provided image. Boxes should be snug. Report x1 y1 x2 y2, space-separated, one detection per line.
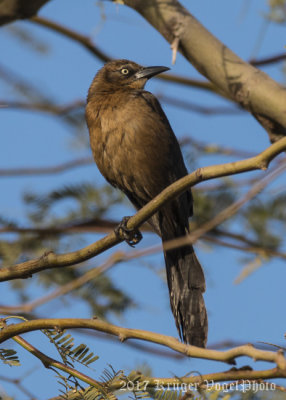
121 68 129 75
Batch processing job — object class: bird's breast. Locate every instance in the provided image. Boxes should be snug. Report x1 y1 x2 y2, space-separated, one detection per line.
87 100 140 189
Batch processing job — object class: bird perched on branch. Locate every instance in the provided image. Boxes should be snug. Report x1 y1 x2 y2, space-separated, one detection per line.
85 59 208 347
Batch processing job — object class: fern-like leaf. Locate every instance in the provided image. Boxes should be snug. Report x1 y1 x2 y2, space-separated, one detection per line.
42 329 99 368
0 348 20 366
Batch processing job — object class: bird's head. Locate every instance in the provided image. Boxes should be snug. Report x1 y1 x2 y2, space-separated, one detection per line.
88 59 170 95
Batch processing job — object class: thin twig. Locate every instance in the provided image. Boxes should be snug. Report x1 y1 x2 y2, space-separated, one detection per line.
0 157 93 177
250 52 286 67
12 334 102 389
0 253 120 313
0 373 36 399
30 16 111 62
0 99 85 115
158 94 243 115
204 235 286 260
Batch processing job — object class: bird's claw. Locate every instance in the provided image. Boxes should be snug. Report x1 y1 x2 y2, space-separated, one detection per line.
115 216 143 247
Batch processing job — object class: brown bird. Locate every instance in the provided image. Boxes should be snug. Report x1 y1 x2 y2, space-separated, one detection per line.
85 59 208 347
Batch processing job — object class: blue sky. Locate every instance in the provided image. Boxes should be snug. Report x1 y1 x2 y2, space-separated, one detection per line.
0 0 286 398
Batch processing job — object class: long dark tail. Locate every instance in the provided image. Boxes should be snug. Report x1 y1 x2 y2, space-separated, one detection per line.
163 241 208 347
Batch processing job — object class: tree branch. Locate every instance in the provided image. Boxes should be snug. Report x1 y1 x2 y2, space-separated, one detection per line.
0 98 85 116
12 333 102 389
28 16 286 102
1 318 286 369
29 16 218 94
30 16 111 62
0 373 35 399
0 157 93 177
204 235 286 261
7 327 286 398
250 52 286 67
0 137 285 282
122 0 286 142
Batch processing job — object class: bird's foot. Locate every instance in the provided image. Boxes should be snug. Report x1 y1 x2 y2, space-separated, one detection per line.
115 216 142 247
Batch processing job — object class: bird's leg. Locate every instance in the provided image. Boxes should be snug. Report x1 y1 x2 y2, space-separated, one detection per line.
115 216 143 247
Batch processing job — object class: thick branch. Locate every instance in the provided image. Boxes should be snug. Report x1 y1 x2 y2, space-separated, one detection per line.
8 330 286 398
1 318 286 369
122 0 286 142
0 137 285 282
28 16 286 101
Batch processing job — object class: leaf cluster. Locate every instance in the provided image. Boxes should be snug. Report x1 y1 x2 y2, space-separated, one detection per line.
0 348 20 367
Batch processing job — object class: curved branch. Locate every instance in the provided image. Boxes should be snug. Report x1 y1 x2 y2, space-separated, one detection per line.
9 329 286 397
0 137 285 282
122 0 286 142
1 318 286 369
30 16 111 62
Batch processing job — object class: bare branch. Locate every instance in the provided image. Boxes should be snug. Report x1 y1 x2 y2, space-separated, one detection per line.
0 98 85 115
28 16 286 104
1 317 286 369
181 136 256 158
1 216 285 316
30 16 111 62
78 329 185 360
123 0 286 142
29 16 218 93
251 52 286 67
0 137 285 282
0 157 93 177
0 252 118 313
157 94 243 115
0 373 35 399
204 235 286 261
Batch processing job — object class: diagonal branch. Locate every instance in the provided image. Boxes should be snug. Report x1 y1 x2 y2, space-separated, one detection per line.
0 137 285 282
30 16 111 62
122 0 286 142
12 333 102 389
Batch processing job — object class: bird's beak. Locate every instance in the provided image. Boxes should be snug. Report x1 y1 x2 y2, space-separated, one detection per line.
134 66 170 80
